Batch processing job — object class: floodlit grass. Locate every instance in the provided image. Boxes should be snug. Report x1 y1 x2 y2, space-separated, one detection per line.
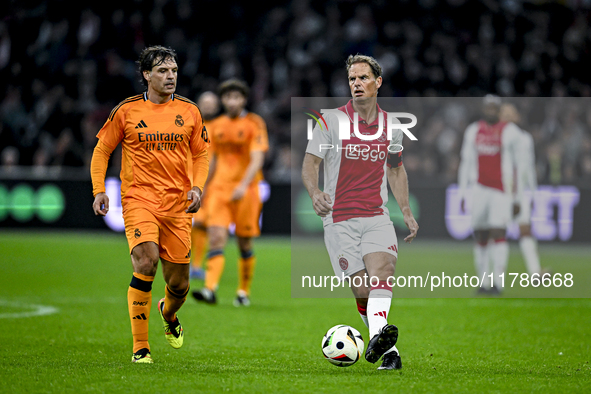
0 232 589 393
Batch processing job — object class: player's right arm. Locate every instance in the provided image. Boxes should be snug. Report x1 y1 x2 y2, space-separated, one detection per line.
90 102 126 216
90 140 115 216
302 113 334 217
302 153 332 217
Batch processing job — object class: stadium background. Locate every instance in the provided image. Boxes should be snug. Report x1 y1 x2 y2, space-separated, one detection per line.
1 1 591 392
1 0 590 240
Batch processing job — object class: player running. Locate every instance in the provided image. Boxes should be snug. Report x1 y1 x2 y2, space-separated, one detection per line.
302 54 419 370
192 79 269 307
458 96 524 295
189 91 220 280
499 103 547 276
91 46 210 363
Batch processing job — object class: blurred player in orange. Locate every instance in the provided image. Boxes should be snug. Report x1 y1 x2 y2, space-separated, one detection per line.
192 79 268 307
90 46 210 363
190 91 220 280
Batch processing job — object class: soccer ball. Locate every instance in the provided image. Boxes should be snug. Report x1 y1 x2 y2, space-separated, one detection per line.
321 324 364 367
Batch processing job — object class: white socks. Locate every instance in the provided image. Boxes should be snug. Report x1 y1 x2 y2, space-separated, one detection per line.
475 239 508 288
490 239 508 287
358 282 398 355
359 313 369 329
366 283 392 339
356 300 369 329
519 236 541 275
474 243 490 288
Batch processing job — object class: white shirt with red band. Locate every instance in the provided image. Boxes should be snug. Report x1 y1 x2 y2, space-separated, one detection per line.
305 100 403 225
458 120 524 201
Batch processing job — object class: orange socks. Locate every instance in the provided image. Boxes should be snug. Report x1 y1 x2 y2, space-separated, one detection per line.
191 226 208 270
204 250 225 291
204 249 256 295
128 272 154 352
238 251 256 295
162 285 189 322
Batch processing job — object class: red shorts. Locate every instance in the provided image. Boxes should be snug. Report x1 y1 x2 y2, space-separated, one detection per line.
124 208 192 264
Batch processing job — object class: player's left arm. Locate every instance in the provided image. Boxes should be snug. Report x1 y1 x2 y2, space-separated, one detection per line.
523 133 537 192
187 118 211 213
231 115 269 201
508 123 526 216
387 164 419 243
231 150 265 201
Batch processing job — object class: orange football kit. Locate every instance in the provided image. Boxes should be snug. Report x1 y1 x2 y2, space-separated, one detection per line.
205 112 269 236
202 111 269 296
90 92 209 355
91 93 210 263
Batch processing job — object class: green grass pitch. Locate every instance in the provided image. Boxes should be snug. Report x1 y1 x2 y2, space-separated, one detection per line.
0 231 589 393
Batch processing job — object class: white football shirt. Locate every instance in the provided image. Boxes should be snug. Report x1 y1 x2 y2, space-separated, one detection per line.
458 120 524 200
306 100 403 225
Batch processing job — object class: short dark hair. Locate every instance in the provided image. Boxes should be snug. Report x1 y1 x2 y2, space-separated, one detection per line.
137 46 178 87
346 54 382 79
217 79 249 98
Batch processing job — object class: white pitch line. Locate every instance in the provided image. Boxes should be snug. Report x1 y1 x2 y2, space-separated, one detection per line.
0 300 59 319
390 298 591 308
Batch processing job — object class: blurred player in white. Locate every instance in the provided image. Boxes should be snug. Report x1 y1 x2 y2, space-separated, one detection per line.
302 54 419 370
499 103 545 276
458 95 523 294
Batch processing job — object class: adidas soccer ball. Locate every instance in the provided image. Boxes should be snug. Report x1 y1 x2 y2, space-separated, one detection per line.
321 324 364 367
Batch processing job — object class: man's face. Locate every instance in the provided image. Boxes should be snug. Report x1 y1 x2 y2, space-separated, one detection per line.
144 57 177 96
483 102 500 124
348 62 382 102
221 90 247 118
198 93 220 120
499 104 520 124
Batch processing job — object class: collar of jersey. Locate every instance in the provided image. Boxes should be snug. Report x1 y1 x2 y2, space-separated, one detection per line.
143 92 175 102
343 99 385 128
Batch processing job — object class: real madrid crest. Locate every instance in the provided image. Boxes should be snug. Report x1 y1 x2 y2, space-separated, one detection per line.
175 114 184 127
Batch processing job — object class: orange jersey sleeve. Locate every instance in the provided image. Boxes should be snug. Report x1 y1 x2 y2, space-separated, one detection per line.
191 136 210 191
208 112 268 186
90 139 114 196
96 93 209 217
186 118 213 188
246 112 269 154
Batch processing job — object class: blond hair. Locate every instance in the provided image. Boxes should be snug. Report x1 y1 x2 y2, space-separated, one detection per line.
346 54 382 79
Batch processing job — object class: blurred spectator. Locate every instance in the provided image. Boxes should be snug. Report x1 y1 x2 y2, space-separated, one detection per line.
0 0 590 186
1 146 19 170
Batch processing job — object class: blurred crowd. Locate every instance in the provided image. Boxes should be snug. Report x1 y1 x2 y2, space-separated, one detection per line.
0 0 590 185
383 96 591 186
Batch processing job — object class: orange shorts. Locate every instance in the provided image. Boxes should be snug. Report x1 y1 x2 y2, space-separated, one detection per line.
205 182 262 238
124 208 192 264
